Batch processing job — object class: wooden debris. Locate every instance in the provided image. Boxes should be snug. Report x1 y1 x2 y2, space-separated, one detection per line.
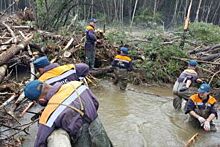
185 133 199 147
0 34 33 66
0 65 7 83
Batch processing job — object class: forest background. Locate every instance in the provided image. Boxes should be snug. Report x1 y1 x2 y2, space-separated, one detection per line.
1 0 220 86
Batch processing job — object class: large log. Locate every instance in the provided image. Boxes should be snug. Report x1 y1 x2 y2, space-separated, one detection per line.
189 44 220 55
0 34 33 66
0 65 7 83
89 66 113 77
199 53 220 61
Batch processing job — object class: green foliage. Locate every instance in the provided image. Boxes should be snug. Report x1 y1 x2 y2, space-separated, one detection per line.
190 22 220 44
136 36 187 82
33 32 44 46
135 8 162 26
105 30 127 44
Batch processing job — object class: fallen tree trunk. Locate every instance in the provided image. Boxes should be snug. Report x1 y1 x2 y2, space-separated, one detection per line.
189 44 220 55
0 34 33 66
37 30 68 41
0 65 7 83
89 66 113 77
199 53 220 61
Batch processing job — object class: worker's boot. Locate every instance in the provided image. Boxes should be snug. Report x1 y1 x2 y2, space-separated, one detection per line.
119 80 127 90
173 96 182 110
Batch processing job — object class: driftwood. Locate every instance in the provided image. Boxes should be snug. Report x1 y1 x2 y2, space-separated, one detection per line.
2 21 17 44
12 25 34 29
0 93 17 109
0 65 7 83
19 102 34 117
37 30 71 42
185 133 199 147
189 44 220 55
89 66 113 77
199 53 220 61
209 70 220 84
0 119 38 140
0 34 33 66
63 38 74 50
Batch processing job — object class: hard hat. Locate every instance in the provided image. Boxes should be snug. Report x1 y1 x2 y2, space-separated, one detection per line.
89 18 97 23
198 83 211 93
188 60 198 67
33 56 50 69
120 47 128 54
24 80 43 101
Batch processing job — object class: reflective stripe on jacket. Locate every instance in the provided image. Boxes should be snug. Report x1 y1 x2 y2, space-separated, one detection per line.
185 93 218 119
38 64 76 85
112 55 132 70
39 81 85 127
190 94 216 108
185 94 218 117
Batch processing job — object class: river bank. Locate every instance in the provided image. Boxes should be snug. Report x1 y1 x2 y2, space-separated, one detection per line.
0 13 220 146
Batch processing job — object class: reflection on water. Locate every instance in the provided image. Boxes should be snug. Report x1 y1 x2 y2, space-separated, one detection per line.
22 80 220 147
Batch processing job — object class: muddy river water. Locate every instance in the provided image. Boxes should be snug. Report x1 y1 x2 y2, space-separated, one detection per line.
22 80 220 147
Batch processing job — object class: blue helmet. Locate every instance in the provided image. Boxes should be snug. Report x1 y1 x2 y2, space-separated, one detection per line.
188 60 198 67
198 83 211 93
24 80 43 101
33 56 50 69
120 47 128 54
89 18 97 23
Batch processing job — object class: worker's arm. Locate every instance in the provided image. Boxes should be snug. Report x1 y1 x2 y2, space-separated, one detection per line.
88 31 97 42
85 88 99 110
206 113 216 122
34 124 54 147
185 99 203 120
189 110 201 119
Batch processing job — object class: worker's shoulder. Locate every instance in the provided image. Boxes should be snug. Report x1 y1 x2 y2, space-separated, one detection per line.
190 94 199 101
86 25 94 31
115 55 132 61
209 96 217 104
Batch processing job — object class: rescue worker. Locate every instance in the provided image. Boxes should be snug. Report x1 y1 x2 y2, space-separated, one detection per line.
85 18 97 69
24 80 113 147
32 56 90 145
33 56 89 85
172 60 202 110
111 47 132 90
185 83 217 132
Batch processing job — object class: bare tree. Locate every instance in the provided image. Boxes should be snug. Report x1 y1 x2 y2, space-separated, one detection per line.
130 0 139 29
171 0 179 25
211 1 220 23
195 0 203 22
205 0 213 23
153 0 157 18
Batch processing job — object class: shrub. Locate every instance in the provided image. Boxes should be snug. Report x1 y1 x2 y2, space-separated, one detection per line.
189 22 220 44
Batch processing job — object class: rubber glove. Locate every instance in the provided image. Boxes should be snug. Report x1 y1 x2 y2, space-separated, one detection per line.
197 116 206 125
203 121 210 131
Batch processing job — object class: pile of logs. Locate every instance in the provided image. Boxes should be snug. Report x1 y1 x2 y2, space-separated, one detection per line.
0 13 117 146
0 10 220 146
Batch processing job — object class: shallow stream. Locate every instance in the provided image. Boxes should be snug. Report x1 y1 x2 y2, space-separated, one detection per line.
22 80 220 147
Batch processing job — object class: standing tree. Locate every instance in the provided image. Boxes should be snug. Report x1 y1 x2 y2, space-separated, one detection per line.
195 0 203 22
